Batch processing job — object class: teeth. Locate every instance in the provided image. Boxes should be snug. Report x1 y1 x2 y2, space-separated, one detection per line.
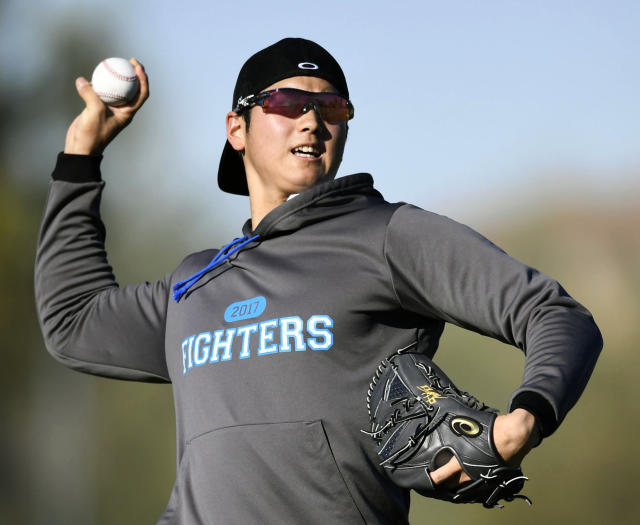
294 145 319 156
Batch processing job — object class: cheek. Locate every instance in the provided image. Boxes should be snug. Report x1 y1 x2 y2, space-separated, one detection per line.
260 112 295 137
256 118 295 157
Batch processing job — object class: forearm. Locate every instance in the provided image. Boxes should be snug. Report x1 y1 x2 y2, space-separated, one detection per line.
385 204 603 438
35 153 170 382
508 297 602 437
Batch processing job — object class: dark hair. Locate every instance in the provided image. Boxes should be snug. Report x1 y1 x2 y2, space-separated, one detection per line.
241 108 251 132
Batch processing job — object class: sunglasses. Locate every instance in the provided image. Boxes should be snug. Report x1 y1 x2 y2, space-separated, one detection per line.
234 88 354 124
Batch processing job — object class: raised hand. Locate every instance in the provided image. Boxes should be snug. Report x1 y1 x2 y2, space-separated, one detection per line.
64 58 149 155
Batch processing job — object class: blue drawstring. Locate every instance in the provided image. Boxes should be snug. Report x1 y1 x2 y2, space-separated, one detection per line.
172 234 259 302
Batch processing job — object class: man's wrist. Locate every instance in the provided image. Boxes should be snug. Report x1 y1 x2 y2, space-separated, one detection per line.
510 390 557 441
64 141 105 156
510 408 542 448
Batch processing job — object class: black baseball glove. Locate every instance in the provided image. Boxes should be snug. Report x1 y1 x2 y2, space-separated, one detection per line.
363 349 531 508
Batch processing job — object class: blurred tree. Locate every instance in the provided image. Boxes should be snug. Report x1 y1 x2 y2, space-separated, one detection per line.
0 171 45 523
0 9 175 524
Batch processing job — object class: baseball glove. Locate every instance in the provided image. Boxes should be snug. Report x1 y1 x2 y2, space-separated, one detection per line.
363 349 531 508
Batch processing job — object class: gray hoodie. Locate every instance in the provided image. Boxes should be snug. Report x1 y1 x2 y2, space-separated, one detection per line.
35 153 602 524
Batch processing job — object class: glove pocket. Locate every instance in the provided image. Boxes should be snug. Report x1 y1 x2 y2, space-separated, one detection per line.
169 420 364 525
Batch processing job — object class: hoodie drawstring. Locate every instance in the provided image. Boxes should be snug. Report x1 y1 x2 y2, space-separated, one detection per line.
172 234 259 302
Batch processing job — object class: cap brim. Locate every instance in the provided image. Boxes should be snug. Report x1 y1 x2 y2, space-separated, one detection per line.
218 140 249 196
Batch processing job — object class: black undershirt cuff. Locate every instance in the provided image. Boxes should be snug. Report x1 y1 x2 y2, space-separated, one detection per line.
510 391 557 443
52 152 103 182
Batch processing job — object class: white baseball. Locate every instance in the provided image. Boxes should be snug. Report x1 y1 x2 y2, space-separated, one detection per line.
90 57 139 106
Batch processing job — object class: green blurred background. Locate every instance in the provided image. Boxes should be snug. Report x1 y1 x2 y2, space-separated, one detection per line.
1 1 638 523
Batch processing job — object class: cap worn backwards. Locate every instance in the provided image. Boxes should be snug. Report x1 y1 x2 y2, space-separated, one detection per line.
217 38 349 196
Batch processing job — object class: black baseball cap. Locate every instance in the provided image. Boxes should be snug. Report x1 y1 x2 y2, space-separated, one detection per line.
217 38 349 196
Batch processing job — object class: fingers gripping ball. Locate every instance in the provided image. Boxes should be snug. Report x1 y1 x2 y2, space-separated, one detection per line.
363 350 531 508
90 58 139 106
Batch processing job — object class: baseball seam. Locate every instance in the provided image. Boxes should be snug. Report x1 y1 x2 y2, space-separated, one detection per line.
94 90 129 101
102 59 137 82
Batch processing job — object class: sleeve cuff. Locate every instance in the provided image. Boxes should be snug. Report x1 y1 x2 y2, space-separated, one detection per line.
52 152 103 182
509 391 557 442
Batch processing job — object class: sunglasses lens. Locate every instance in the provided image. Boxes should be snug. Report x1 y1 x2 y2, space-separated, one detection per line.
262 90 307 118
261 90 352 123
317 95 352 124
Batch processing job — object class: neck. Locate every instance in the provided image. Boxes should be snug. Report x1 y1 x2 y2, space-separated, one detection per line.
248 187 289 231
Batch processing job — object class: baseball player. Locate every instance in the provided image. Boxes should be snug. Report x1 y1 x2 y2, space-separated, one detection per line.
35 38 602 523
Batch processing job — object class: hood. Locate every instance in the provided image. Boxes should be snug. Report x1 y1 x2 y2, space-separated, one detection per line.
174 173 381 302
243 173 381 239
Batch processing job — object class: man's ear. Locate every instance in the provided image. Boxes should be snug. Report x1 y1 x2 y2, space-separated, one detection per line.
226 111 245 151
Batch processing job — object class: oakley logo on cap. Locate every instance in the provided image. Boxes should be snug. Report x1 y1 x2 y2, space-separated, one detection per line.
298 62 319 70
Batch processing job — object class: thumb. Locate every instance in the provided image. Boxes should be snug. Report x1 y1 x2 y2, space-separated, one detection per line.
75 77 104 110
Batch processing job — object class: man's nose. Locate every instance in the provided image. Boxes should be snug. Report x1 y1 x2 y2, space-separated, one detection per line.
301 101 320 115
299 102 324 129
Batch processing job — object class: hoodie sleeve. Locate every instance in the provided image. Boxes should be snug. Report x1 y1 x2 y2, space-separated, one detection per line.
34 153 171 382
383 204 602 437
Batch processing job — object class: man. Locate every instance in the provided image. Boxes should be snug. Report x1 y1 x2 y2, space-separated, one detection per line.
35 38 602 523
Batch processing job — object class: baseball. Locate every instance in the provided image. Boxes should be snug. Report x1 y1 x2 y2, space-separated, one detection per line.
90 57 139 106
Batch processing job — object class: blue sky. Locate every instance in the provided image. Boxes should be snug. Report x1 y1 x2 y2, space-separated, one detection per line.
2 0 638 238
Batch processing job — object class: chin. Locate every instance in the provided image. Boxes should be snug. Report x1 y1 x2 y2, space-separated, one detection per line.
286 173 331 192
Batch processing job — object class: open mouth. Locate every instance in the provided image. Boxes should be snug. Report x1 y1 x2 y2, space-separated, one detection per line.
292 145 321 158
